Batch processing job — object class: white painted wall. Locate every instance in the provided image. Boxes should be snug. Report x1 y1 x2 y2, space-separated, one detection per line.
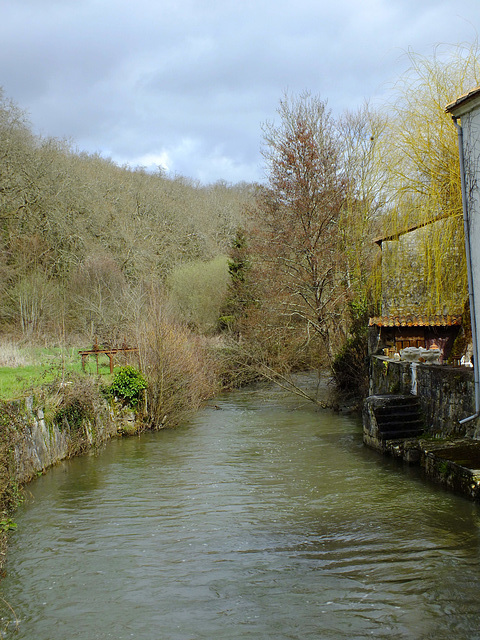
461 105 480 352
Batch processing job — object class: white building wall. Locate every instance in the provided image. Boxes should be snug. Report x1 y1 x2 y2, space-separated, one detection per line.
460 106 480 359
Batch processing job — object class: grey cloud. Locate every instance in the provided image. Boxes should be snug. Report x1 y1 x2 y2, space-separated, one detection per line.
0 0 479 183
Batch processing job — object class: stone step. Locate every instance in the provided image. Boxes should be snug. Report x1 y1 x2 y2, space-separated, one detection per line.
379 428 423 440
364 394 425 444
377 423 423 434
377 419 424 431
368 394 424 441
375 407 422 417
375 410 422 423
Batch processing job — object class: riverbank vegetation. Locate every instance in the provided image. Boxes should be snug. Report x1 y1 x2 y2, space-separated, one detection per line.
1 42 480 560
0 402 23 564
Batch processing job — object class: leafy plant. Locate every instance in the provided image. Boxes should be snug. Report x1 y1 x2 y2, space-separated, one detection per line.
55 397 90 431
109 366 147 408
438 460 449 476
49 374 105 460
0 518 17 532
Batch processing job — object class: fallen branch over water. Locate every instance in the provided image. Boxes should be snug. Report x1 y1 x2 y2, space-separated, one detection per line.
256 363 332 409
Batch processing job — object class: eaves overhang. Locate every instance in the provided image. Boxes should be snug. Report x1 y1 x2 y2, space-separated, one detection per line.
369 315 462 328
374 212 460 246
446 86 480 118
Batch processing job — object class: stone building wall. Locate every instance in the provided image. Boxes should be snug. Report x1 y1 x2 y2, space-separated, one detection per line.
370 355 480 439
380 216 467 318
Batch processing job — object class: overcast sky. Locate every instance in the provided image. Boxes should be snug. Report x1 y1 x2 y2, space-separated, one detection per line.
1 0 478 184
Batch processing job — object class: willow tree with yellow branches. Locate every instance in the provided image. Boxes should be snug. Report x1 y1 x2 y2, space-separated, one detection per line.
337 103 389 307
378 42 480 318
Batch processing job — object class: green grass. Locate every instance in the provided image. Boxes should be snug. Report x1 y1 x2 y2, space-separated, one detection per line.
0 346 116 400
0 364 52 400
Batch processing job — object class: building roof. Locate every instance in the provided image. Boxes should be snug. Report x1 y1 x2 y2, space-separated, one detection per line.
374 212 460 246
369 315 462 327
446 86 480 117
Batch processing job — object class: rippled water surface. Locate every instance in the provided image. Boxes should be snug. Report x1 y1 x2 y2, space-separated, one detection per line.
2 380 480 639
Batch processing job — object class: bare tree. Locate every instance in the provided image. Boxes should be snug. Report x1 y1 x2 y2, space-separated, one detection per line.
251 92 348 361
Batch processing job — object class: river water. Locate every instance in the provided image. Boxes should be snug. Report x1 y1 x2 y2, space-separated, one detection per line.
2 380 480 639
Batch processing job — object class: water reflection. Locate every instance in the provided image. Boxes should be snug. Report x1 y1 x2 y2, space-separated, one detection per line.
1 381 480 639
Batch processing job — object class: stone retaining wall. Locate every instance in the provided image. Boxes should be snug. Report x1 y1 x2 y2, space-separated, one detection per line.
11 397 137 485
369 356 480 439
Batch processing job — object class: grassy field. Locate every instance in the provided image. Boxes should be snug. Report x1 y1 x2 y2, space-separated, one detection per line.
0 343 116 400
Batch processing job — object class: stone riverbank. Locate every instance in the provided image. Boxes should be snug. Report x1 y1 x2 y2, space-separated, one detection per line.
364 356 480 502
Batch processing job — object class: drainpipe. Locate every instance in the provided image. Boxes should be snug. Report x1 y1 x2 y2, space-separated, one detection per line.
452 116 480 424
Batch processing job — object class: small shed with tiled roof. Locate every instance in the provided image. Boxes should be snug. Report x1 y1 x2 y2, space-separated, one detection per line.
369 215 466 362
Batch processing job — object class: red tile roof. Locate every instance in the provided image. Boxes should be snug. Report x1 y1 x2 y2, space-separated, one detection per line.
369 315 462 327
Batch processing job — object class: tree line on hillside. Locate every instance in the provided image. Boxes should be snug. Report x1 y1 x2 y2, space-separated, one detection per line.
0 90 252 344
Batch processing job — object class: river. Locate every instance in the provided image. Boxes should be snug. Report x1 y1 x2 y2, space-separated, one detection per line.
1 379 480 639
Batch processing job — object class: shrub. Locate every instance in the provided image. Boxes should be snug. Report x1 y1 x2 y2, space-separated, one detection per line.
51 375 106 458
0 400 25 569
55 397 91 431
109 365 147 409
0 402 24 516
138 316 218 428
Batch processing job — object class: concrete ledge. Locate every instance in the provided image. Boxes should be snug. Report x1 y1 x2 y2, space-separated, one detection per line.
365 433 480 501
420 439 480 500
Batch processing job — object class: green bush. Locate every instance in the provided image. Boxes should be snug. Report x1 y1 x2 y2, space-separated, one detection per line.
109 366 147 408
